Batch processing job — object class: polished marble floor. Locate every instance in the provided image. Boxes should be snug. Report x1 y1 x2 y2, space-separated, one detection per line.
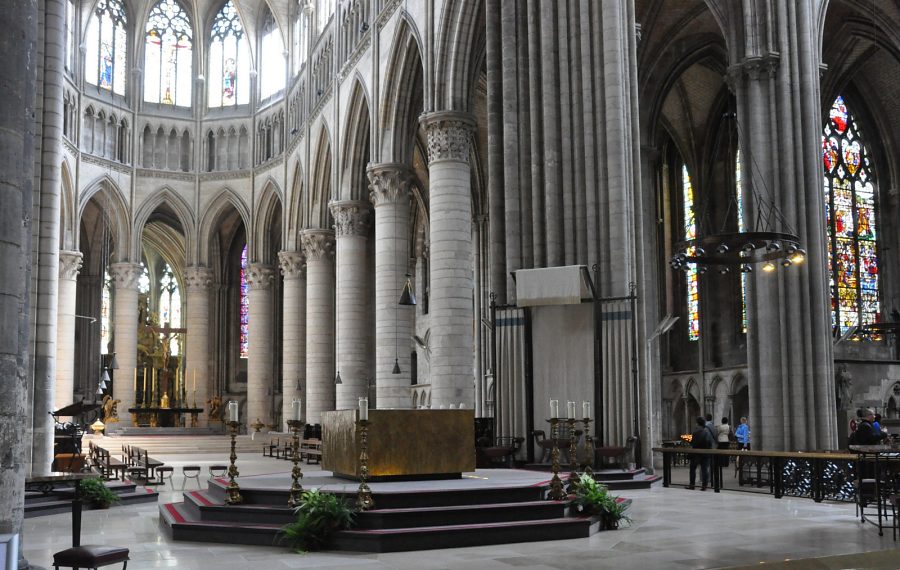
21 452 899 570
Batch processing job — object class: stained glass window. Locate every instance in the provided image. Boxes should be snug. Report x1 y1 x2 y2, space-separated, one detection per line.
293 8 309 75
66 0 77 73
144 0 193 106
259 8 285 100
138 262 151 294
823 96 879 334
736 149 747 334
85 0 127 95
240 244 249 358
100 270 112 355
683 164 699 341
159 264 181 356
209 1 250 107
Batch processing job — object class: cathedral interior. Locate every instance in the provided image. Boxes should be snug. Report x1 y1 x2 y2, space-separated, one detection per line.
1 0 900 567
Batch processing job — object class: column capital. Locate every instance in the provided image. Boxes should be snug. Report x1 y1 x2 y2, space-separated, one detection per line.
420 111 475 164
109 262 143 290
300 229 336 262
58 250 84 281
725 53 780 91
278 250 306 279
329 200 372 237
367 162 414 207
246 264 278 290
183 266 214 293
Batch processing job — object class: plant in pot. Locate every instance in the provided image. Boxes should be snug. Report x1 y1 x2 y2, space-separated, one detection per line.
571 473 631 530
279 489 356 552
79 477 121 509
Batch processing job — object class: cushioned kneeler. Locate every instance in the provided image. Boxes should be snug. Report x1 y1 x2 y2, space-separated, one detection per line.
53 545 129 569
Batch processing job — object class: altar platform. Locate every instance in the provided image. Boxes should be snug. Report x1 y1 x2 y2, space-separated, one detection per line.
160 467 632 552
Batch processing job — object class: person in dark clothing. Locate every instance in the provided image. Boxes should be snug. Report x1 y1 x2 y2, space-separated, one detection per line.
689 416 714 490
851 409 887 445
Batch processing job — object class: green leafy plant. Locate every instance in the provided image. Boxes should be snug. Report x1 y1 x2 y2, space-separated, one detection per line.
279 489 356 552
571 474 631 528
79 477 121 509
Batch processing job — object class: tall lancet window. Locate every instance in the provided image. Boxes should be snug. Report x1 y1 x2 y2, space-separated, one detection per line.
736 149 748 333
209 0 250 107
683 164 699 341
292 8 309 75
158 264 182 355
823 96 880 334
100 270 112 354
84 0 127 95
239 244 250 358
259 8 285 100
316 0 334 34
144 0 193 106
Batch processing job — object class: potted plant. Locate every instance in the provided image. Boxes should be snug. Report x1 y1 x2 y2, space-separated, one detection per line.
571 473 631 530
79 477 121 509
279 489 356 552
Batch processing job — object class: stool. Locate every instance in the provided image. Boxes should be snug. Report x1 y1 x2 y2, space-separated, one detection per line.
125 466 147 483
182 465 202 489
208 465 228 478
156 466 174 488
53 545 129 569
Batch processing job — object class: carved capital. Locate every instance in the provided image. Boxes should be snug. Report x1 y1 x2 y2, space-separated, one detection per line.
727 53 781 87
246 264 278 290
278 250 306 279
183 266 214 293
420 111 475 164
59 250 84 281
109 262 142 290
330 200 371 237
367 163 414 207
300 229 335 262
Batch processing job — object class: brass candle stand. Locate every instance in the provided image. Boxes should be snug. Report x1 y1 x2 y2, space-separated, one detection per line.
567 417 579 492
581 417 595 476
225 421 243 505
547 418 565 501
286 419 305 507
356 419 375 510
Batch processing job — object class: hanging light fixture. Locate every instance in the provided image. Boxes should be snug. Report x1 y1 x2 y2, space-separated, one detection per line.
100 368 111 388
334 370 342 385
669 112 804 274
398 273 416 306
109 352 119 370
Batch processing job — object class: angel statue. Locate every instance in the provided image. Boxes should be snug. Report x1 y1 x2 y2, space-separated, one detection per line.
101 394 121 423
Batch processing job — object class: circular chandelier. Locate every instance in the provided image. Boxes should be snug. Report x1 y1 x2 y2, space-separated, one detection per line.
670 112 805 275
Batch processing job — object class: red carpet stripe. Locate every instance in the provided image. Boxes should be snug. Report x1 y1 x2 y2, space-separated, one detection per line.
164 503 186 523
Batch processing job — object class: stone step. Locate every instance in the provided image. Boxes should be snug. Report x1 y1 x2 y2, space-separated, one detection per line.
25 480 158 518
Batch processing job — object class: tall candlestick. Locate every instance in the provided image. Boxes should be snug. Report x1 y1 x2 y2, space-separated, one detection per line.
358 397 369 421
567 401 576 420
292 399 302 421
228 400 239 422
583 401 591 421
550 399 559 419
133 368 137 395
193 370 197 393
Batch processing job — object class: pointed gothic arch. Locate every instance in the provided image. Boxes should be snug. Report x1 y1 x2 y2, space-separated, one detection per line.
252 180 284 264
132 187 196 264
340 78 371 203
307 126 333 229
380 14 424 164
198 188 251 266
77 174 131 260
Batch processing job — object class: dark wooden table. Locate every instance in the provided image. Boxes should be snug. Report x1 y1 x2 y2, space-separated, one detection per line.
26 472 94 547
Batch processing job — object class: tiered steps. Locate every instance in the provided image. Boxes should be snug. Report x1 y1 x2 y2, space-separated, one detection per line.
161 477 608 551
521 466 661 490
86 433 261 455
26 479 158 518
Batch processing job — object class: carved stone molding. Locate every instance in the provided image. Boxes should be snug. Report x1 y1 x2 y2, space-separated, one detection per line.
300 229 336 263
109 262 143 290
330 200 372 237
183 266 214 293
420 111 475 164
58 250 84 281
725 52 781 92
367 163 414 207
246 264 278 290
278 250 306 279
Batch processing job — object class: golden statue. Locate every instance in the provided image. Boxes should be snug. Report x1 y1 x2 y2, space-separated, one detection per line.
207 395 222 421
160 391 170 408
101 394 121 423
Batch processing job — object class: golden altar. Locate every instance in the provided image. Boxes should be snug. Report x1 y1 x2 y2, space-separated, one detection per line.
321 409 475 480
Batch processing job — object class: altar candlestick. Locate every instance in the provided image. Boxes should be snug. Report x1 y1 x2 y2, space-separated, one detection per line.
583 401 591 421
359 397 369 421
567 401 576 420
292 399 302 421
550 399 559 419
228 400 239 422
133 368 137 394
193 370 196 393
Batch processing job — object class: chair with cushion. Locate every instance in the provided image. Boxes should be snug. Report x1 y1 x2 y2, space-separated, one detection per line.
182 465 202 489
155 466 174 488
53 545 129 569
208 465 228 478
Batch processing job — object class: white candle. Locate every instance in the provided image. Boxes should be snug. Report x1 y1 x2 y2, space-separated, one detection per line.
550 399 559 419
292 399 302 421
583 401 591 421
567 401 576 419
359 397 369 421
228 401 238 422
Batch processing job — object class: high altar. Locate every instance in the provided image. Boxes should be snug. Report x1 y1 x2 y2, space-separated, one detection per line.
321 409 475 480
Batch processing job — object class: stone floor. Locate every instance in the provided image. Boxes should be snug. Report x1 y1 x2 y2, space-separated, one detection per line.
21 452 899 569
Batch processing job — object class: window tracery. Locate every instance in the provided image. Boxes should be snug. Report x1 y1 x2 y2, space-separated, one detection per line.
144 0 193 106
259 8 285 100
85 0 127 95
682 164 699 341
240 244 249 358
209 0 250 107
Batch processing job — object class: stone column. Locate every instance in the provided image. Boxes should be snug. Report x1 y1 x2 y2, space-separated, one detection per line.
110 263 142 412
330 200 371 411
0 0 37 555
279 251 306 429
55 251 83 408
420 111 476 409
184 266 213 423
302 229 335 424
246 264 277 430
368 163 415 408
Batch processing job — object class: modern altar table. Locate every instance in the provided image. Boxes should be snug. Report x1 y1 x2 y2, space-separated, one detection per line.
321 409 475 480
128 407 204 427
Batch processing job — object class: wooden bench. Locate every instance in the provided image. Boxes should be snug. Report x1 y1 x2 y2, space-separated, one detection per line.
263 438 280 457
92 447 126 481
300 438 322 464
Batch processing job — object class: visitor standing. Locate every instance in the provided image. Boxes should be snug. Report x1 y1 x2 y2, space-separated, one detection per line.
716 417 731 467
689 416 714 490
735 417 750 450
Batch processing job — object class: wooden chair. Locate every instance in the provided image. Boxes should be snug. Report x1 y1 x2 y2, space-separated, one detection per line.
53 545 129 569
532 431 555 463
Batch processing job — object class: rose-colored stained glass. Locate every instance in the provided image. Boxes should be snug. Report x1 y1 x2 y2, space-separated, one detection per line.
240 244 250 358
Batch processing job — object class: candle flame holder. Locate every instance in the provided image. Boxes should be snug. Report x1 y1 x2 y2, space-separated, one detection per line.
225 420 243 505
547 418 565 501
581 417 595 477
286 419 305 507
567 418 580 493
356 419 375 510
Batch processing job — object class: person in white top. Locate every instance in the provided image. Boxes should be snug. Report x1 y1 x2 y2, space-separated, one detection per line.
715 417 732 467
